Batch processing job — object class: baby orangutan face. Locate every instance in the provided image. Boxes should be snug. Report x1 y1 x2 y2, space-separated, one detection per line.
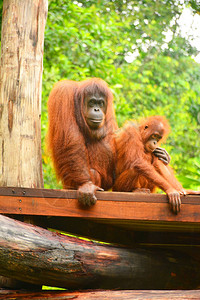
144 133 162 153
140 119 165 153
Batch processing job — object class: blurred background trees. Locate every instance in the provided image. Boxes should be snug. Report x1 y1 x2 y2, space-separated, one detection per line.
1 0 200 190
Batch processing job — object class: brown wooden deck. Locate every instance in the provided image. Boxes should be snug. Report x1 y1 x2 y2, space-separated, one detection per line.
1 289 200 299
0 187 200 224
0 187 200 293
0 187 200 251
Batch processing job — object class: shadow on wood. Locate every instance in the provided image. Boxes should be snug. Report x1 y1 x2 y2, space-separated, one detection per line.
0 214 200 290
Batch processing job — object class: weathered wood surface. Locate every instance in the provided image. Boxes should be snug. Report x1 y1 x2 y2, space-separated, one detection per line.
0 1 47 188
1 187 200 227
1 187 200 258
0 0 48 289
1 289 200 300
1 214 200 290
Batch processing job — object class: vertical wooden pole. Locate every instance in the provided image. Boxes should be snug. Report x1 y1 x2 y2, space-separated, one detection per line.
0 0 48 289
0 0 48 188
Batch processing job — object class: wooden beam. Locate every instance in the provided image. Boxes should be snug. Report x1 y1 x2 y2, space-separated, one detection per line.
0 187 200 227
1 289 200 300
0 214 200 290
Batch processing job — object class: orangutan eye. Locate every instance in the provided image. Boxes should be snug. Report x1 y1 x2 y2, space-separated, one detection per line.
144 125 148 129
99 100 105 107
89 99 95 107
152 134 162 141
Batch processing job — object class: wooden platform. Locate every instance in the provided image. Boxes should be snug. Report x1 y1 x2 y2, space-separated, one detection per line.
1 289 200 299
1 187 200 223
1 187 200 251
0 187 200 291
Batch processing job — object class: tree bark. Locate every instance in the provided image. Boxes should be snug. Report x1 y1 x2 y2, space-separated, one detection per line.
0 0 48 288
0 0 47 188
0 214 200 290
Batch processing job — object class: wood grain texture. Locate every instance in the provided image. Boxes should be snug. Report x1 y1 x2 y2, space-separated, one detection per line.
0 1 48 289
1 187 200 250
0 188 200 226
0 186 199 203
0 1 47 188
0 214 200 290
1 289 200 300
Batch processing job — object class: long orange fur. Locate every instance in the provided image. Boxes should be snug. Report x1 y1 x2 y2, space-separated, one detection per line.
47 78 118 190
113 116 180 193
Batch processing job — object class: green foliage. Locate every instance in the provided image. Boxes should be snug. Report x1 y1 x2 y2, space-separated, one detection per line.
40 1 200 189
43 286 66 290
178 158 200 190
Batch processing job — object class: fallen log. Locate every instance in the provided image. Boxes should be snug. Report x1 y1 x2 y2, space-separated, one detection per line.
0 214 200 290
1 289 200 300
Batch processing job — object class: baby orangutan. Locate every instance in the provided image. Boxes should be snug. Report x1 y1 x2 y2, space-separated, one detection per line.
113 116 200 213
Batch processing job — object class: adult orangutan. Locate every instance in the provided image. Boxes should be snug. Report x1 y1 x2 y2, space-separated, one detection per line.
47 78 118 206
113 116 200 213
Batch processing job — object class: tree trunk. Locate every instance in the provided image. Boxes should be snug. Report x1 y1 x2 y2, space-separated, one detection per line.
0 0 48 288
0 214 200 290
0 0 48 188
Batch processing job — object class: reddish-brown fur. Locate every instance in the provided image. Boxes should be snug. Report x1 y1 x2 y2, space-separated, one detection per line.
47 78 118 193
113 115 200 212
114 117 170 191
113 116 181 212
139 116 200 195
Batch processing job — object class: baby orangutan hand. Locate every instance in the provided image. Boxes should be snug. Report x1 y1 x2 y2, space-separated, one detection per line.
153 147 171 165
166 188 182 214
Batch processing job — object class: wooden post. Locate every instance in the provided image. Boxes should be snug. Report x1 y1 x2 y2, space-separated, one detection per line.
0 0 48 288
0 0 48 188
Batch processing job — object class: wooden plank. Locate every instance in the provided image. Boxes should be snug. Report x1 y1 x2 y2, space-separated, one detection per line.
1 289 200 300
1 194 200 223
1 187 200 235
0 186 200 204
